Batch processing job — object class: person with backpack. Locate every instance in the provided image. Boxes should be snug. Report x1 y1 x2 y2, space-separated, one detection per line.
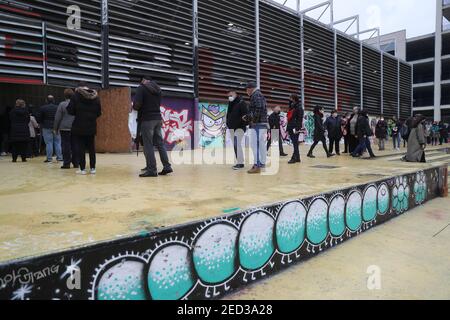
352 110 376 159
400 118 412 148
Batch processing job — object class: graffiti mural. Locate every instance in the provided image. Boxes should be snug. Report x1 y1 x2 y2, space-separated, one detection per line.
160 98 194 151
198 102 228 148
0 166 446 300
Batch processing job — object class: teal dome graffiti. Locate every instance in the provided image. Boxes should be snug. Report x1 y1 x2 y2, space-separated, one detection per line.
377 183 390 215
239 211 275 271
328 195 346 237
392 177 410 213
96 259 146 300
276 202 307 254
363 186 378 222
306 198 328 245
193 223 238 284
414 172 427 204
346 191 362 232
147 245 195 300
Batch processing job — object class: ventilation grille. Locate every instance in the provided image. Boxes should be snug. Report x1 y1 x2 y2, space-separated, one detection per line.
383 54 398 118
399 62 412 119
303 18 335 111
108 0 194 96
198 0 256 102
362 45 381 116
260 2 301 107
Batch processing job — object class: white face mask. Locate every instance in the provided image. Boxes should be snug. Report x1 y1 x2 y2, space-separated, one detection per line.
228 96 236 102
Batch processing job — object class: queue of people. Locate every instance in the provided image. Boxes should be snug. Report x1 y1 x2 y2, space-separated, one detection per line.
1 82 102 175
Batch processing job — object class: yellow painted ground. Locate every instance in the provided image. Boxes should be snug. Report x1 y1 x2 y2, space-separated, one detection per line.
0 144 447 263
226 198 450 300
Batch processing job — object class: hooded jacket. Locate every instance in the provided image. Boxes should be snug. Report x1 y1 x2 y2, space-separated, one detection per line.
313 106 325 140
226 96 248 131
67 87 102 136
287 101 304 132
133 80 162 121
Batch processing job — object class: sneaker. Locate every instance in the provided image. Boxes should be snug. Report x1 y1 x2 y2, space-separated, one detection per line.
90 169 96 175
247 166 261 174
140 171 158 178
307 153 315 159
61 165 71 170
76 170 87 175
232 164 245 170
44 159 52 163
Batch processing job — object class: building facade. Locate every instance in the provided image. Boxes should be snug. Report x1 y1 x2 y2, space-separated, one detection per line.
0 0 412 119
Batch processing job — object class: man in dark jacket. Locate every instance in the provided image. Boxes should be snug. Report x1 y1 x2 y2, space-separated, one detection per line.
67 82 102 175
38 95 62 163
226 90 248 170
375 116 388 151
286 94 304 164
352 110 376 158
244 81 269 174
267 106 288 157
9 99 30 162
0 104 11 156
133 76 172 178
324 110 342 156
307 106 333 159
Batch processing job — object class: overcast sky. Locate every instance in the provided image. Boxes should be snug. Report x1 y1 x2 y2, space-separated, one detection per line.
275 0 436 38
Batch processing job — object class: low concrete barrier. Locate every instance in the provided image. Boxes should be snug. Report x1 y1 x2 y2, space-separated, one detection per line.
0 165 447 300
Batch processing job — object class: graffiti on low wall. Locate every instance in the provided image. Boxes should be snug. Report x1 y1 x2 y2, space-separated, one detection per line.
160 98 194 151
0 166 446 300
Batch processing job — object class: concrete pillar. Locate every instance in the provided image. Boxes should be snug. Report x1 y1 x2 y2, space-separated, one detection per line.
434 0 443 121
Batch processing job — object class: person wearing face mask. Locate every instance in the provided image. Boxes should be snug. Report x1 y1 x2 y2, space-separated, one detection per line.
226 90 249 170
267 106 288 157
346 107 360 154
375 115 388 151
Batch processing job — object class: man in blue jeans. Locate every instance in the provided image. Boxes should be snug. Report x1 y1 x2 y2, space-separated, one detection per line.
38 95 62 163
243 82 269 174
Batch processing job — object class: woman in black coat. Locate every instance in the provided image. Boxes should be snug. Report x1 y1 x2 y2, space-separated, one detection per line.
287 94 304 164
9 99 30 162
307 105 333 159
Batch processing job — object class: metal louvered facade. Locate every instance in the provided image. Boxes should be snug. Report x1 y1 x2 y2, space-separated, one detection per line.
259 2 301 107
399 62 412 120
362 45 382 116
383 53 399 118
0 0 412 118
336 34 361 113
303 18 335 111
107 0 194 96
198 0 256 101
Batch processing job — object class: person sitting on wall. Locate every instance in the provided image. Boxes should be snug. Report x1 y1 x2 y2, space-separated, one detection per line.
226 89 249 171
133 76 173 178
67 81 102 175
267 106 288 158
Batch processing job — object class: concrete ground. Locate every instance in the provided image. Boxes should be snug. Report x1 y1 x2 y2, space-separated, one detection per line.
0 144 448 263
226 197 450 300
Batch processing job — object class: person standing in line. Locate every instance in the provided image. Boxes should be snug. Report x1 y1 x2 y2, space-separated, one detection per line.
324 110 342 156
267 106 288 157
439 121 448 145
286 94 304 164
307 106 333 159
54 89 78 169
346 107 360 154
67 82 102 175
392 116 402 151
9 99 30 163
133 76 172 178
341 113 350 154
424 121 432 145
0 104 12 156
38 95 63 163
431 122 440 146
243 82 269 174
403 115 427 163
352 110 376 159
28 112 39 158
226 89 249 170
375 115 388 151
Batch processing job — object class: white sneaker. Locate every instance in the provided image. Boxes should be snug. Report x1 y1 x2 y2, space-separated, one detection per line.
90 169 96 175
76 170 87 175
